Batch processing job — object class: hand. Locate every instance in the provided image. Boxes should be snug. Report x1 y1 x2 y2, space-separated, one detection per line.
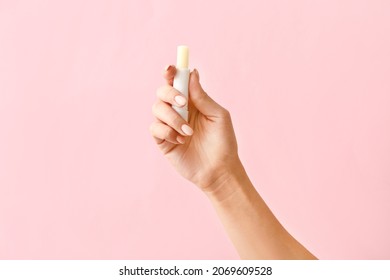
150 66 241 192
150 66 317 260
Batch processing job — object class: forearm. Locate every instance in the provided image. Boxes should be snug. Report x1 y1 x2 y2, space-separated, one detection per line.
203 160 317 260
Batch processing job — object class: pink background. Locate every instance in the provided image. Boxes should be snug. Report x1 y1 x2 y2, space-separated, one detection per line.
0 0 389 259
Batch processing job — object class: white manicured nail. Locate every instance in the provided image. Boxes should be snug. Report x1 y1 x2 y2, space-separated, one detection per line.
177 135 185 144
181 124 193 136
174 95 187 106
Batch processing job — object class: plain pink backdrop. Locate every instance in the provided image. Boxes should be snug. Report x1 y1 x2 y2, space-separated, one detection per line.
0 0 389 259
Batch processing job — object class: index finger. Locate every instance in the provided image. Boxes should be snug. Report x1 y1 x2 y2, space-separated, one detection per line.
162 65 177 86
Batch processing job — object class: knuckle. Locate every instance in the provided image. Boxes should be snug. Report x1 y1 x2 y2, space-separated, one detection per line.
192 94 205 107
156 85 167 98
164 128 175 140
194 90 209 104
220 108 231 118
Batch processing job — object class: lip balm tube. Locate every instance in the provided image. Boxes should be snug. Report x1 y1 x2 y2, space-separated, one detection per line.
172 45 190 122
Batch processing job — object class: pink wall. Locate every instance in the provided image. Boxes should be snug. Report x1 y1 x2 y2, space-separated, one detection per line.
0 0 389 259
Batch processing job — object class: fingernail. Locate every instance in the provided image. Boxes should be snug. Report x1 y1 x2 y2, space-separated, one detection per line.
194 68 199 79
165 65 172 71
181 124 193 136
174 95 187 106
177 135 186 144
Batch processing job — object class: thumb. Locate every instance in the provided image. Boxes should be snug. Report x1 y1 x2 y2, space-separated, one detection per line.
189 69 224 118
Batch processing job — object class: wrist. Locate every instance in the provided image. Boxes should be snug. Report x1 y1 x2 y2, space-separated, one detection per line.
201 158 251 203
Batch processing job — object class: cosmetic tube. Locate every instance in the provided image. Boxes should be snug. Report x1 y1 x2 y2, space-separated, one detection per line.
172 45 190 121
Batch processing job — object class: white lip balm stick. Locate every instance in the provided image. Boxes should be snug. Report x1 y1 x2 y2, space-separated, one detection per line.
172 45 190 122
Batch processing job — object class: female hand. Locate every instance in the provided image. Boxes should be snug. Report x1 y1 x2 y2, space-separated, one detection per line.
150 66 317 260
150 66 241 192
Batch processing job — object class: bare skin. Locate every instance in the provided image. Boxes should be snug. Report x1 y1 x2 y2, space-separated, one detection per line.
150 66 317 260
